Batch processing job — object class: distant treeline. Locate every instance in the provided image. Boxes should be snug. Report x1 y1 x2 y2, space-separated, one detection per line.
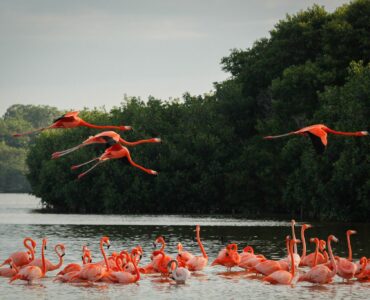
9 0 370 220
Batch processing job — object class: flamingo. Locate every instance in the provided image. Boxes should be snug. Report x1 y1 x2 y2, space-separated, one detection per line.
298 235 338 284
176 242 194 267
9 238 47 284
23 243 65 272
299 223 312 266
186 225 208 271
238 246 266 270
355 257 370 281
71 143 158 179
284 220 300 267
68 237 111 282
264 124 368 154
168 260 191 284
335 230 357 281
301 238 327 268
56 245 92 277
211 244 241 271
0 258 19 278
13 111 132 137
107 254 140 284
0 237 37 267
263 238 299 285
52 131 161 159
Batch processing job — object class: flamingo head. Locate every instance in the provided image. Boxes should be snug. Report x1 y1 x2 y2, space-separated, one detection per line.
347 230 357 236
360 131 369 136
154 138 162 143
329 235 338 243
196 225 200 232
149 170 158 176
154 236 165 247
303 224 312 230
119 126 132 131
226 243 238 252
291 219 296 226
243 246 254 253
57 244 66 257
42 238 48 250
285 235 291 242
101 236 110 249
177 243 183 252
319 240 326 250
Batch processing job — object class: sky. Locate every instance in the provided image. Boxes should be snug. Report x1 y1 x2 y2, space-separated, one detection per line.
0 0 349 116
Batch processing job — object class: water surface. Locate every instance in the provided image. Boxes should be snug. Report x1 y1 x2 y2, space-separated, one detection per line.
0 194 369 300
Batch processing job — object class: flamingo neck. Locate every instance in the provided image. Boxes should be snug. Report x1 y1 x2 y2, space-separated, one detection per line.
197 230 207 258
301 227 308 258
328 238 337 278
313 239 319 267
291 221 297 254
132 255 140 282
119 137 157 146
243 246 254 254
24 238 35 261
347 232 353 261
79 120 123 131
41 239 46 275
325 127 364 136
289 240 295 278
53 245 64 269
100 240 110 271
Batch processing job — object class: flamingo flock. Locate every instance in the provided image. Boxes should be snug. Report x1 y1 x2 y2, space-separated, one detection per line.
0 223 369 286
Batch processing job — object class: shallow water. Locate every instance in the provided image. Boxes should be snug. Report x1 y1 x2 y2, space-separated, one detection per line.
0 194 369 300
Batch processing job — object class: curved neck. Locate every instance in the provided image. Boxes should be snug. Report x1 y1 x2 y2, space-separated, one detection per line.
41 239 46 275
51 245 64 270
100 239 110 271
285 238 290 257
327 238 337 277
347 232 353 261
196 229 207 258
24 238 35 261
325 127 363 136
243 246 254 254
131 255 140 282
301 227 309 258
313 239 319 267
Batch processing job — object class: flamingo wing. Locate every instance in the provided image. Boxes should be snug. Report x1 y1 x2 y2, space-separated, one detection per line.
101 136 118 147
307 132 326 154
53 111 79 123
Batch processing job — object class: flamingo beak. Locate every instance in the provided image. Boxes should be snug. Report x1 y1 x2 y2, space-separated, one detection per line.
61 253 65 257
153 242 157 248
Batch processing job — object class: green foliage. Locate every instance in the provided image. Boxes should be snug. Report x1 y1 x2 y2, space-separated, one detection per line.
22 0 370 220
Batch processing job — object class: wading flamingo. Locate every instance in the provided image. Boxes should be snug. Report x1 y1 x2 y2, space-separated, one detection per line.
68 237 111 282
139 236 166 274
238 246 266 270
0 259 19 278
24 244 65 272
335 230 357 281
298 235 338 284
176 243 194 267
107 254 140 284
355 257 370 281
0 237 36 267
263 238 299 285
57 245 92 276
301 238 327 268
9 238 47 284
212 244 241 271
168 260 191 284
264 124 368 154
71 143 158 179
186 225 208 271
13 111 132 137
281 220 300 267
52 131 161 159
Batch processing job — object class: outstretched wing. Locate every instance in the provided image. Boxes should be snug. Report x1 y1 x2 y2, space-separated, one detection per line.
101 136 118 147
53 111 79 123
307 132 326 154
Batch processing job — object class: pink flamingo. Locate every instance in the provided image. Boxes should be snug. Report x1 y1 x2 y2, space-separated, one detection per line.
0 258 19 278
298 224 312 266
9 238 47 284
71 143 158 179
52 131 161 159
176 242 194 267
13 111 132 137
288 220 301 267
186 225 208 271
263 238 299 284
301 238 327 267
57 245 92 276
298 235 338 284
212 244 241 271
1 237 37 267
335 230 357 281
355 257 370 281
107 254 140 284
23 243 65 272
238 246 266 270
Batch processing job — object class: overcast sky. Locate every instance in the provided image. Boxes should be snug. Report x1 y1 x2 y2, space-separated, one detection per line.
0 0 349 115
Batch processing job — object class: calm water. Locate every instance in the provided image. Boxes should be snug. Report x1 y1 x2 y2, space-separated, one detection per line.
0 194 369 300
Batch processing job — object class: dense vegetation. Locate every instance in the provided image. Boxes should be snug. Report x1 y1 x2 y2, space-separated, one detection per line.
20 1 370 220
0 105 61 192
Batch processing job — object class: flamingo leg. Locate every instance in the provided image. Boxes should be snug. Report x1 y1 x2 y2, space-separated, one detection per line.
263 132 295 139
13 127 47 137
71 158 99 170
52 145 82 159
77 161 103 179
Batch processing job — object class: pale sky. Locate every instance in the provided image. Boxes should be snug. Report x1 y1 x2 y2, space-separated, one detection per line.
0 0 349 115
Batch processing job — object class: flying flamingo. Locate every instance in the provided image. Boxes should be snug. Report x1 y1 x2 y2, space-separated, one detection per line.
167 260 191 284
335 230 357 281
186 225 208 271
0 237 37 267
23 243 65 272
57 245 92 276
9 238 47 284
176 243 194 267
0 259 19 278
52 131 161 159
68 236 111 282
298 235 338 284
13 111 132 137
71 143 158 179
211 244 241 271
264 124 368 154
263 238 299 285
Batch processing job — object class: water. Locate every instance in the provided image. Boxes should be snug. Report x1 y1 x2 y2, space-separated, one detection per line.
0 194 369 300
